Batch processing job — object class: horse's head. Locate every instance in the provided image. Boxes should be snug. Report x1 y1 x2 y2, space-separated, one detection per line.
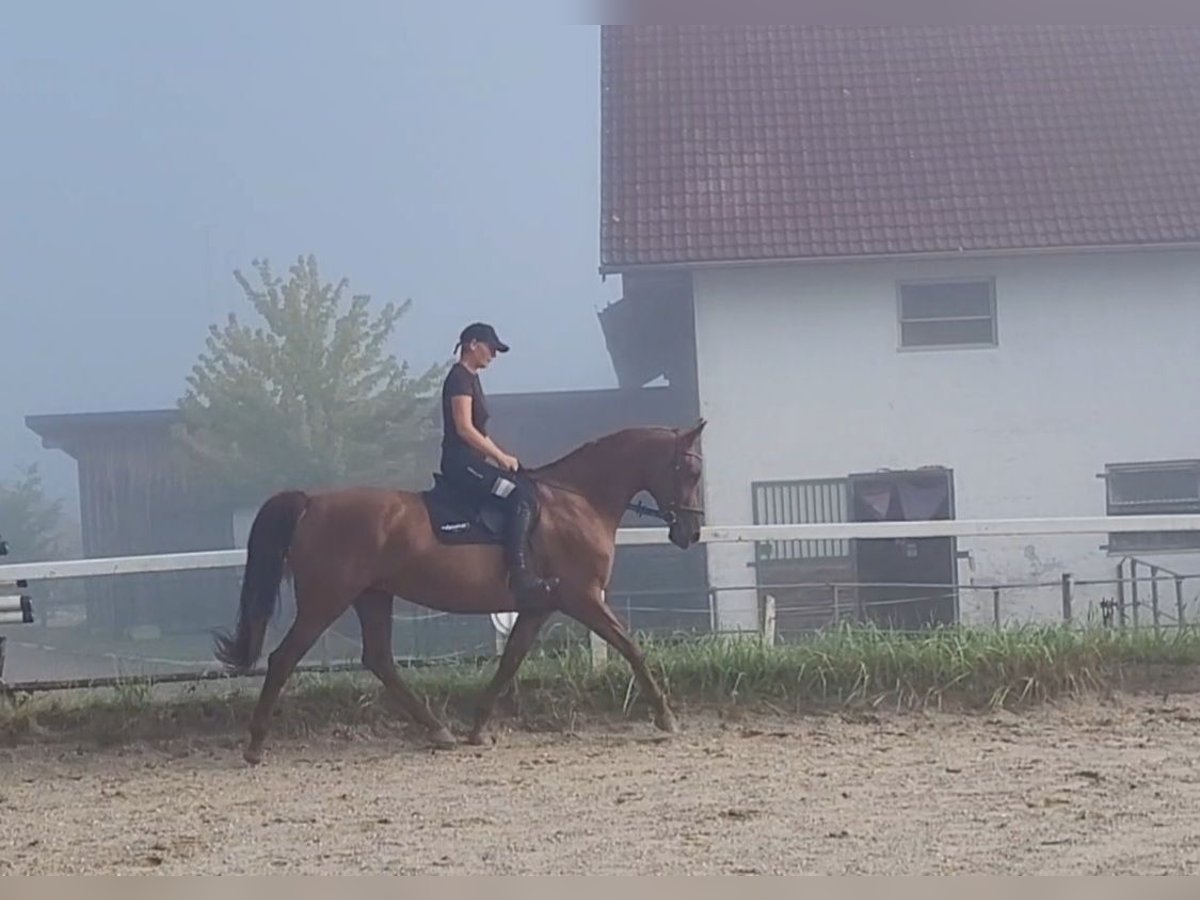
645 419 707 549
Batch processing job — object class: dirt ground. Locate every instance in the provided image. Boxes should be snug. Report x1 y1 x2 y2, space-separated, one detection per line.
3 691 1200 875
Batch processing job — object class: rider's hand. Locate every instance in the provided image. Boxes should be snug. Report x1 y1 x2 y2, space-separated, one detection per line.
500 453 520 473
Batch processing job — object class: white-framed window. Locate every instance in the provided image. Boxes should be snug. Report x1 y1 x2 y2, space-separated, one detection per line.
897 278 997 350
751 477 850 563
1102 459 1200 554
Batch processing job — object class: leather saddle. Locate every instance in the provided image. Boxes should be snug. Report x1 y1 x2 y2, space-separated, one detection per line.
420 471 541 546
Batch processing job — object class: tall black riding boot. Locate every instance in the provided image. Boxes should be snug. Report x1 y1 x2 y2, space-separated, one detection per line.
505 495 559 609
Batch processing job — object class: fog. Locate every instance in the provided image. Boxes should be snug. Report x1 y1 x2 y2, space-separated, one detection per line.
0 2 617 510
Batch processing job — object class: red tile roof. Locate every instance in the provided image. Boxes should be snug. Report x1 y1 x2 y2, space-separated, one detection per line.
599 26 1200 271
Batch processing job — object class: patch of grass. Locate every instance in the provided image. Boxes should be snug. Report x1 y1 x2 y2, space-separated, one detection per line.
4 623 1200 749
632 622 1200 712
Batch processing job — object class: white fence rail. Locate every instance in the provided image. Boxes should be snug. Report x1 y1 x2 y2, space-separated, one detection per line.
1 514 1198 584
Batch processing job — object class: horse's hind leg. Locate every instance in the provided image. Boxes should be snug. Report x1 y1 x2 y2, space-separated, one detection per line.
354 590 456 749
245 587 347 765
468 609 553 746
564 588 678 734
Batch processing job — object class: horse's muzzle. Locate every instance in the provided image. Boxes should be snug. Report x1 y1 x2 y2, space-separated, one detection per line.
668 516 702 549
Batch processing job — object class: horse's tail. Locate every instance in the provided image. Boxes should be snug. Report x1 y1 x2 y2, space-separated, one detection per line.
213 489 310 673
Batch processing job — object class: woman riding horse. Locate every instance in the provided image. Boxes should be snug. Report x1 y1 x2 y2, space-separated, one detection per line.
439 321 559 608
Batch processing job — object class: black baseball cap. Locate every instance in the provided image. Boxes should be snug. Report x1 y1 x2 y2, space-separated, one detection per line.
455 322 510 354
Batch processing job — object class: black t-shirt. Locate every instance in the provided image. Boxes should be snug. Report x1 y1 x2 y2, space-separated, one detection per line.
441 362 489 465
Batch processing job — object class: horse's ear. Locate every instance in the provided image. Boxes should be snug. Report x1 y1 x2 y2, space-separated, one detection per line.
684 418 707 443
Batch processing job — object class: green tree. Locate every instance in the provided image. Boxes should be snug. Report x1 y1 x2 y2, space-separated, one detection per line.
176 254 448 504
0 463 78 562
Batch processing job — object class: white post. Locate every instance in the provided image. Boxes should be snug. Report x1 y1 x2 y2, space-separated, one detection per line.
490 611 516 658
589 629 608 671
589 591 610 671
762 594 777 648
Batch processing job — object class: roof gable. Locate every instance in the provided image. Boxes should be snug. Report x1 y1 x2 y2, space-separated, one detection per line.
600 26 1200 270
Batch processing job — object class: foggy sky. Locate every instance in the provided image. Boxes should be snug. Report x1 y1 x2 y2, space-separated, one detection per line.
0 1 617 508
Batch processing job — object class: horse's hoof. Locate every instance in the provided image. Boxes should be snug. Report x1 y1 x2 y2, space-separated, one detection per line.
243 747 263 766
466 730 494 747
429 727 458 749
655 712 679 734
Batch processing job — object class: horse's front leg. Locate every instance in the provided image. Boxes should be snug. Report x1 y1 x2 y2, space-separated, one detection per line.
561 587 678 734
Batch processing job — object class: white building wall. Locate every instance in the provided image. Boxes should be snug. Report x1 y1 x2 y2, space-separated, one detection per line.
692 249 1200 630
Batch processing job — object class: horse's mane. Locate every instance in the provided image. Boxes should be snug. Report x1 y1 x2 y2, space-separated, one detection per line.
528 425 677 476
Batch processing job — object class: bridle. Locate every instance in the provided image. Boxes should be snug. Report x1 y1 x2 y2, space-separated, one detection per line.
628 430 705 528
526 428 705 528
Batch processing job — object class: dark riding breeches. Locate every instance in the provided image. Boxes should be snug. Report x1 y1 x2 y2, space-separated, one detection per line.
440 454 534 512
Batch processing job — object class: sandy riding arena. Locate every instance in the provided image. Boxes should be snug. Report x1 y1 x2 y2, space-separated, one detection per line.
3 691 1200 875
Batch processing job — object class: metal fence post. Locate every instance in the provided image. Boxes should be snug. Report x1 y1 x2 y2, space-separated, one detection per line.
1150 565 1162 635
993 588 1001 631
1061 573 1073 623
1130 560 1140 629
1116 561 1127 628
1176 576 1186 628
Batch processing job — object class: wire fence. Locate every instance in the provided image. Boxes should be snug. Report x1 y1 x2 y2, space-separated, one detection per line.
2 554 1199 693
758 568 1200 644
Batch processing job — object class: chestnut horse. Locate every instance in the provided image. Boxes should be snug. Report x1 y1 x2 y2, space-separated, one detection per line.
213 420 706 764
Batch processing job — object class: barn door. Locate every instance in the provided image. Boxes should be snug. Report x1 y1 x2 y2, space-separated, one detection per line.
847 467 958 629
